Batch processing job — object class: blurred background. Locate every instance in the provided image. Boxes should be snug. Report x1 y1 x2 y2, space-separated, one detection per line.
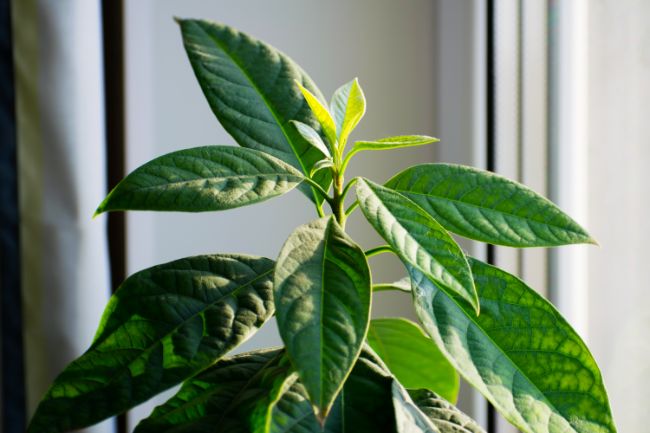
1 1 648 432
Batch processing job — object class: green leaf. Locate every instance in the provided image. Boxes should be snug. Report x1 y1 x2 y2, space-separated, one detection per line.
367 318 459 402
409 260 617 433
135 348 287 433
95 146 304 215
296 82 338 151
385 164 595 247
373 277 412 293
355 178 478 314
178 19 331 203
352 135 439 153
290 120 331 158
330 78 366 149
409 389 485 433
309 158 334 178
274 217 372 420
392 381 440 433
28 254 276 433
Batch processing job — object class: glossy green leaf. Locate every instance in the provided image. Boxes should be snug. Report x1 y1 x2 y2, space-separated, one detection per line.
330 78 366 149
392 382 440 433
385 164 595 247
28 254 276 433
356 178 478 314
367 318 459 402
409 260 616 433
373 277 412 293
290 120 331 158
274 217 372 420
409 389 485 433
296 82 338 151
178 19 330 203
135 348 287 433
352 135 439 153
95 146 304 214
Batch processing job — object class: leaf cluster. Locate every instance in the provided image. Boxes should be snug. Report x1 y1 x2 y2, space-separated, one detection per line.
28 19 616 433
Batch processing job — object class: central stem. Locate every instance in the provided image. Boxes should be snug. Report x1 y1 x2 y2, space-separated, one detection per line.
332 171 346 228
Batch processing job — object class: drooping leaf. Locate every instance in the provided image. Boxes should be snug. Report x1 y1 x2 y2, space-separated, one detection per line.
373 277 412 293
296 82 338 151
330 78 366 149
409 389 485 433
409 260 616 433
28 254 276 433
356 178 478 314
95 146 304 215
178 19 331 203
367 318 459 402
385 164 595 247
274 217 372 420
392 381 440 433
352 135 439 153
135 348 287 433
290 120 331 158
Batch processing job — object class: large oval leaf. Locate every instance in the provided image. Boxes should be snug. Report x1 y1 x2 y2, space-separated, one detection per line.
409 389 485 433
385 164 594 247
178 19 331 203
95 146 305 214
135 348 287 433
274 217 372 420
355 178 478 314
28 254 275 433
367 318 459 402
409 260 616 433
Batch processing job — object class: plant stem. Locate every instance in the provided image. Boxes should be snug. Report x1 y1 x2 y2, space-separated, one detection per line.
332 171 346 228
364 245 393 258
345 200 359 216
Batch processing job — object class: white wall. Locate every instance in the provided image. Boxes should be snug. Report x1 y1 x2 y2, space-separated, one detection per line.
124 0 438 424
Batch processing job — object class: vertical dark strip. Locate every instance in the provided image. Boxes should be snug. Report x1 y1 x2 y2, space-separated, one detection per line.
485 0 497 431
101 1 127 432
0 0 26 431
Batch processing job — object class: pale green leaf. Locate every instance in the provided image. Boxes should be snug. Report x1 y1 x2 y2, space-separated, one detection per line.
353 135 439 152
28 255 276 433
274 217 372 420
309 158 334 178
95 146 304 214
356 178 478 314
367 318 459 402
330 78 366 149
296 81 338 151
392 381 440 433
178 19 330 203
409 389 486 433
409 260 616 433
385 164 595 247
290 120 331 158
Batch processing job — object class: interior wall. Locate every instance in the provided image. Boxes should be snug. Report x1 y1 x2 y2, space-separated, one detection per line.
587 1 650 431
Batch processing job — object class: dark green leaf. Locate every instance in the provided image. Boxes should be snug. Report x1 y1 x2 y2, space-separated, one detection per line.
178 19 331 203
409 389 485 433
385 164 595 247
95 146 304 214
409 260 616 433
27 254 275 433
352 135 438 152
330 78 366 149
367 318 459 402
392 382 440 433
274 217 372 420
356 178 478 314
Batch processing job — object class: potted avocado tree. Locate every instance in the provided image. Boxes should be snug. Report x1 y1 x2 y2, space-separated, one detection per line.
27 19 616 433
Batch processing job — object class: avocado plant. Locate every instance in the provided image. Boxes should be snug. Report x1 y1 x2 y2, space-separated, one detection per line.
27 19 616 433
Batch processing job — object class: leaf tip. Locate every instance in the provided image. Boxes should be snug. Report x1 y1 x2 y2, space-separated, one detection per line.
172 16 183 25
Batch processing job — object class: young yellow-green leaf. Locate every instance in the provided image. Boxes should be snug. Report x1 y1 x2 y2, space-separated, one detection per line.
178 19 330 204
409 261 616 433
356 178 478 314
330 78 366 150
385 164 595 247
134 348 287 433
28 254 276 433
95 146 305 215
392 381 440 433
367 318 459 403
409 389 486 433
290 120 331 158
296 81 338 151
274 217 372 421
352 135 439 153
